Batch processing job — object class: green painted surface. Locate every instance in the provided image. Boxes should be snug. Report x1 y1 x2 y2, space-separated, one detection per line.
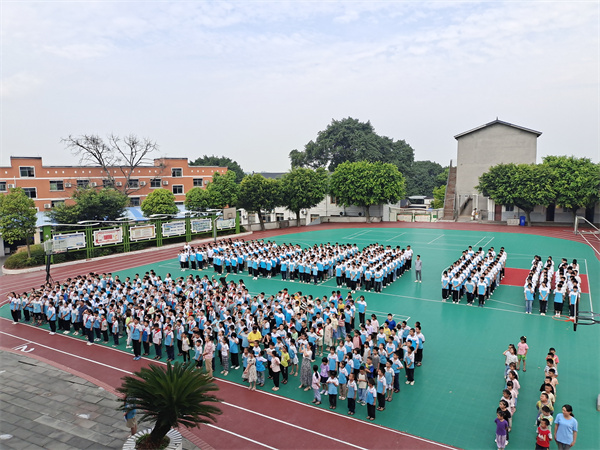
5 227 599 449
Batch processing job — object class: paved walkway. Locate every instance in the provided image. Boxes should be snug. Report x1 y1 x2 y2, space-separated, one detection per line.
0 350 197 449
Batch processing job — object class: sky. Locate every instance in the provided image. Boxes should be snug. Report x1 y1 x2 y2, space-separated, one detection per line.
1 1 599 172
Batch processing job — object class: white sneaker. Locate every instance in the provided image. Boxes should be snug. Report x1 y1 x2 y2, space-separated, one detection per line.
414 280 418 283
87 342 93 346
410 381 414 385
49 332 55 335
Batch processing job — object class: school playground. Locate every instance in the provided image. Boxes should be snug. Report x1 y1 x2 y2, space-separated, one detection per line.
1 222 598 450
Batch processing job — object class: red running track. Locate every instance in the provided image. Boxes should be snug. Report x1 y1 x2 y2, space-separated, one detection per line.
0 318 455 450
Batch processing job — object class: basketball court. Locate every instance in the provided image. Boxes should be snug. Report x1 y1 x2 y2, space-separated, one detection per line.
1 223 598 449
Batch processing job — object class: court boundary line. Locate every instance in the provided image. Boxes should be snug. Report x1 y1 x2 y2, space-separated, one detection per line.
584 259 593 312
426 234 445 244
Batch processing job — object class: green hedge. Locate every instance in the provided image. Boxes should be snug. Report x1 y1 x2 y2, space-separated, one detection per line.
3 245 46 269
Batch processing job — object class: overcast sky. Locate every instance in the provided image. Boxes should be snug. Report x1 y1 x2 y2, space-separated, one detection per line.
2 1 599 172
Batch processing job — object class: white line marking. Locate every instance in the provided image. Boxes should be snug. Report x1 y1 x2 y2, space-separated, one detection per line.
222 402 367 450
204 423 278 449
386 232 406 242
0 331 132 374
584 259 593 313
426 234 445 245
472 236 487 247
481 236 495 248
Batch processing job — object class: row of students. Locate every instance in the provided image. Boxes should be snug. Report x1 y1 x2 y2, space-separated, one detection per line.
523 256 582 317
176 240 414 294
441 246 507 307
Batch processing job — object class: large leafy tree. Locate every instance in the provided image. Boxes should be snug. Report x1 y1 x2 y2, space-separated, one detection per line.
330 161 406 222
405 160 446 197
206 171 239 209
141 188 178 217
117 362 221 449
476 163 556 226
0 187 37 257
280 168 327 224
190 155 245 184
47 187 129 223
432 184 446 209
542 156 600 222
185 187 211 212
289 117 414 174
237 174 282 230
62 134 160 195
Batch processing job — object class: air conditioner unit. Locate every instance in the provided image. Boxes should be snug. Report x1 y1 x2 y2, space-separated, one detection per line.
115 181 123 187
7 184 15 188
65 182 72 188
91 182 97 187
44 204 52 209
162 180 169 185
140 181 146 186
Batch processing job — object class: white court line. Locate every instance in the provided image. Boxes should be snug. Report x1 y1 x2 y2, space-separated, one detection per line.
222 402 367 450
481 237 495 248
584 259 593 313
426 234 445 245
472 236 487 247
343 230 371 240
386 232 406 242
204 423 278 449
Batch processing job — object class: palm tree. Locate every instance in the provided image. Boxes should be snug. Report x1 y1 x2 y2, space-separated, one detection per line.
117 361 222 449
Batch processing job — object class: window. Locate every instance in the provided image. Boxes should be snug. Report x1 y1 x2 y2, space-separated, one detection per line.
49 180 64 191
505 205 514 212
51 200 65 207
77 180 89 188
23 188 37 198
150 178 161 188
330 195 337 205
172 185 184 195
20 166 35 177
103 179 114 188
127 179 139 189
129 197 141 207
193 178 203 187
276 213 285 221
171 168 183 177
0 181 6 192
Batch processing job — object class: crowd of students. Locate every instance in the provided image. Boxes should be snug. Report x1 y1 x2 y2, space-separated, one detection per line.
523 256 582 318
6 238 428 423
441 246 507 307
497 342 578 449
177 239 414 293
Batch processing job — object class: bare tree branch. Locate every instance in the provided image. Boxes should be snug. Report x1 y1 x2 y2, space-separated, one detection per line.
61 134 158 195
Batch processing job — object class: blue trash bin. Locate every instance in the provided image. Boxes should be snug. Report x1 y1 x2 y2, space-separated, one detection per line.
519 216 526 226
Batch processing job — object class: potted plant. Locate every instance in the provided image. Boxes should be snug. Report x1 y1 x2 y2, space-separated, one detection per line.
117 361 222 449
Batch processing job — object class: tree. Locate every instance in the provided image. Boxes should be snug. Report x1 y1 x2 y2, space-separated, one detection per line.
62 134 160 195
330 161 406 222
185 187 211 212
542 156 600 223
432 184 446 209
405 160 445 197
190 155 245 184
289 117 414 174
206 171 239 209
117 361 221 449
237 174 282 230
47 188 130 224
477 163 556 226
141 188 178 217
0 187 37 257
280 168 328 224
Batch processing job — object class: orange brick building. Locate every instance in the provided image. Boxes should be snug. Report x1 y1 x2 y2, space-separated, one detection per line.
0 156 227 211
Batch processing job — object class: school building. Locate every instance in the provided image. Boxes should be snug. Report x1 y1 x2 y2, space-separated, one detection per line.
0 156 227 212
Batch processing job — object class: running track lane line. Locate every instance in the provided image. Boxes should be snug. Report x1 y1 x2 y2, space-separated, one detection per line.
203 424 278 450
0 330 368 450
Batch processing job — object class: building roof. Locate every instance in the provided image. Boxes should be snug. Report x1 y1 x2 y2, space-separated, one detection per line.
257 172 286 179
454 119 542 140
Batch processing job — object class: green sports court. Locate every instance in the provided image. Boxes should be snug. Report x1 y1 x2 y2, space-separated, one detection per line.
107 226 600 450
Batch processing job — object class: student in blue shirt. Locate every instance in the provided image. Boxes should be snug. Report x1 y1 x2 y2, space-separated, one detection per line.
347 373 357 415
326 370 339 409
46 301 57 335
366 378 377 420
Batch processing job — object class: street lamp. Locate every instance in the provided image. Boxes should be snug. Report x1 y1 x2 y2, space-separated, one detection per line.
43 235 54 284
